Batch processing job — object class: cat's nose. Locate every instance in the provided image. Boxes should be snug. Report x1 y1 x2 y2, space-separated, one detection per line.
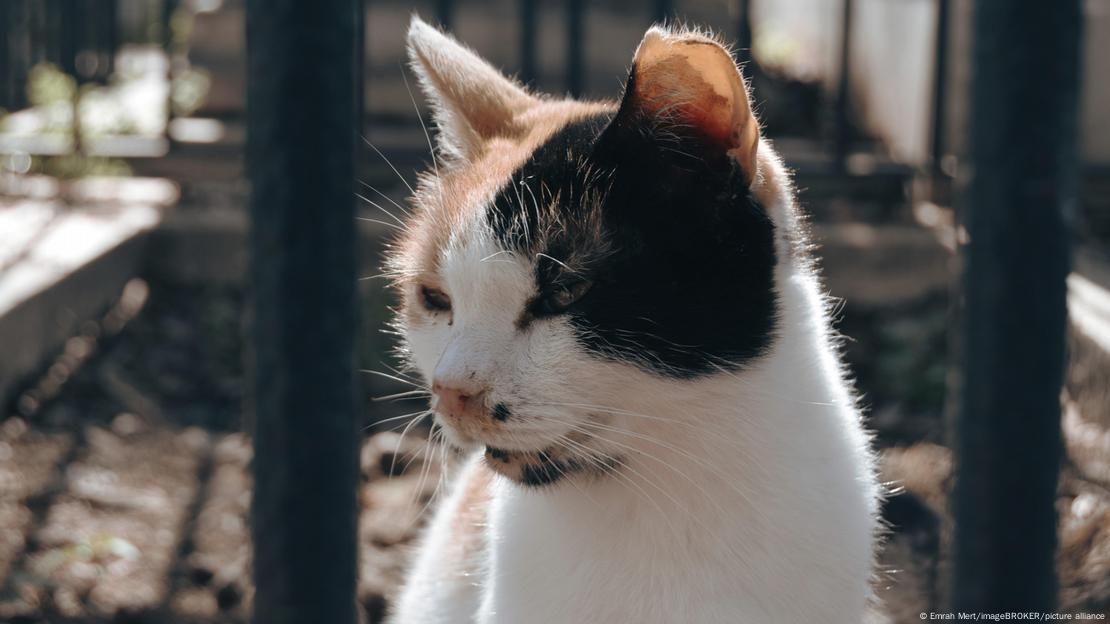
432 380 487 420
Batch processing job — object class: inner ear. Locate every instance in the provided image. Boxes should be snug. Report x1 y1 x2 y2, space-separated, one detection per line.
610 28 759 185
406 17 538 162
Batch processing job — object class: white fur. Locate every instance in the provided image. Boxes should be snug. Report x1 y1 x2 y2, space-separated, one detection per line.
390 149 880 624
390 17 880 623
406 18 535 164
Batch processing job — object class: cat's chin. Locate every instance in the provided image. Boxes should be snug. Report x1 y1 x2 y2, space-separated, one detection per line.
482 445 616 487
431 415 619 486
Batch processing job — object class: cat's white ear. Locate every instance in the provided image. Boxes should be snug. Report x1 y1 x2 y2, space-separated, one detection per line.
406 16 537 162
619 27 760 184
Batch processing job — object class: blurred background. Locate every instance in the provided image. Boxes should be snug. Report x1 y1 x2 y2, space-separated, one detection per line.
0 0 1107 622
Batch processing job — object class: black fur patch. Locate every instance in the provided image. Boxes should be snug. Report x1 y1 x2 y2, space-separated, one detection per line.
486 108 777 378
486 446 511 462
491 402 512 422
519 452 568 487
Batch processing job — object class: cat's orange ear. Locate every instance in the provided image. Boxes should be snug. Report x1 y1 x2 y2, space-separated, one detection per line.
406 16 537 163
618 27 759 185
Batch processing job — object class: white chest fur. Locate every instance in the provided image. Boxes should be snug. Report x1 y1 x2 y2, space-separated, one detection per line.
474 275 879 624
392 261 881 624
388 18 881 623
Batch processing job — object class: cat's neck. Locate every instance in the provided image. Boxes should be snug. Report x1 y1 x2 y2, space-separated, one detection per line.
484 298 877 619
482 197 879 622
514 255 856 523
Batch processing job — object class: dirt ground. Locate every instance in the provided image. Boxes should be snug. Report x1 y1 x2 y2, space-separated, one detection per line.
0 278 1107 623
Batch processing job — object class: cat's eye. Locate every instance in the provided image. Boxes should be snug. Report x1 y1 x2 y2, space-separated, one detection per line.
536 280 592 316
419 285 452 313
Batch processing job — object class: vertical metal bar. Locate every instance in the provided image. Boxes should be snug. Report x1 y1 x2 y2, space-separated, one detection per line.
929 0 951 181
58 0 78 77
355 0 365 139
45 0 56 65
11 0 30 110
104 0 117 79
163 0 178 125
76 0 93 80
31 0 46 66
0 0 10 109
833 0 853 173
652 0 673 24
71 17 82 159
436 0 453 30
163 0 177 51
519 0 537 86
565 0 583 97
246 0 360 622
952 0 1081 613
735 0 754 76
41 0 54 67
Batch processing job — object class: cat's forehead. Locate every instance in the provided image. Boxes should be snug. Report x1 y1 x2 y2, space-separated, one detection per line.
439 224 535 314
402 100 614 279
424 101 614 229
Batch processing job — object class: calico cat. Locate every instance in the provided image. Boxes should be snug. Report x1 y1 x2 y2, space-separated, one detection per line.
386 17 881 623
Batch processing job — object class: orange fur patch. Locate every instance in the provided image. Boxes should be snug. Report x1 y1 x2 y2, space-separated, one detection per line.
627 28 759 184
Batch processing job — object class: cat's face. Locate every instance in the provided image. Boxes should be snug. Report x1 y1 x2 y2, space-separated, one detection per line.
387 19 778 486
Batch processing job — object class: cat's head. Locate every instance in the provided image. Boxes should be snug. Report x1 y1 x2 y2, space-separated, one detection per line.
386 17 788 486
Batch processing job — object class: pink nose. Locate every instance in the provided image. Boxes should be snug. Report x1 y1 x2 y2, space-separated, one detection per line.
432 381 485 419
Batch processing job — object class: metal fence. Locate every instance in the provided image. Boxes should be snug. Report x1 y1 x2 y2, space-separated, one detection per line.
0 0 954 181
0 0 128 111
0 0 1083 621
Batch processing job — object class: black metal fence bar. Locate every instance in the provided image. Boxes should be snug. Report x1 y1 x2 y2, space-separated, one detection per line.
1 2 30 110
57 0 78 77
930 0 950 180
833 0 854 172
0 2 12 110
437 0 454 29
653 0 673 23
952 0 1081 613
519 0 537 86
99 0 117 81
0 0 127 111
565 0 584 96
735 0 753 74
356 0 365 136
246 0 360 622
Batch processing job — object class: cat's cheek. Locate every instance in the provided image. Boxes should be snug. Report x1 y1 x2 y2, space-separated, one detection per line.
404 321 452 384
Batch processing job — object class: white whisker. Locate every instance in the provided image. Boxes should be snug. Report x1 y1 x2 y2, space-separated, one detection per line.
402 64 442 187
361 134 416 195
359 180 413 217
372 389 432 402
360 368 427 389
356 192 407 227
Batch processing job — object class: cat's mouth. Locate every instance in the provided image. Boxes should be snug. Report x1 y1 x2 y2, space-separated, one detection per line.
482 444 617 487
432 409 620 487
